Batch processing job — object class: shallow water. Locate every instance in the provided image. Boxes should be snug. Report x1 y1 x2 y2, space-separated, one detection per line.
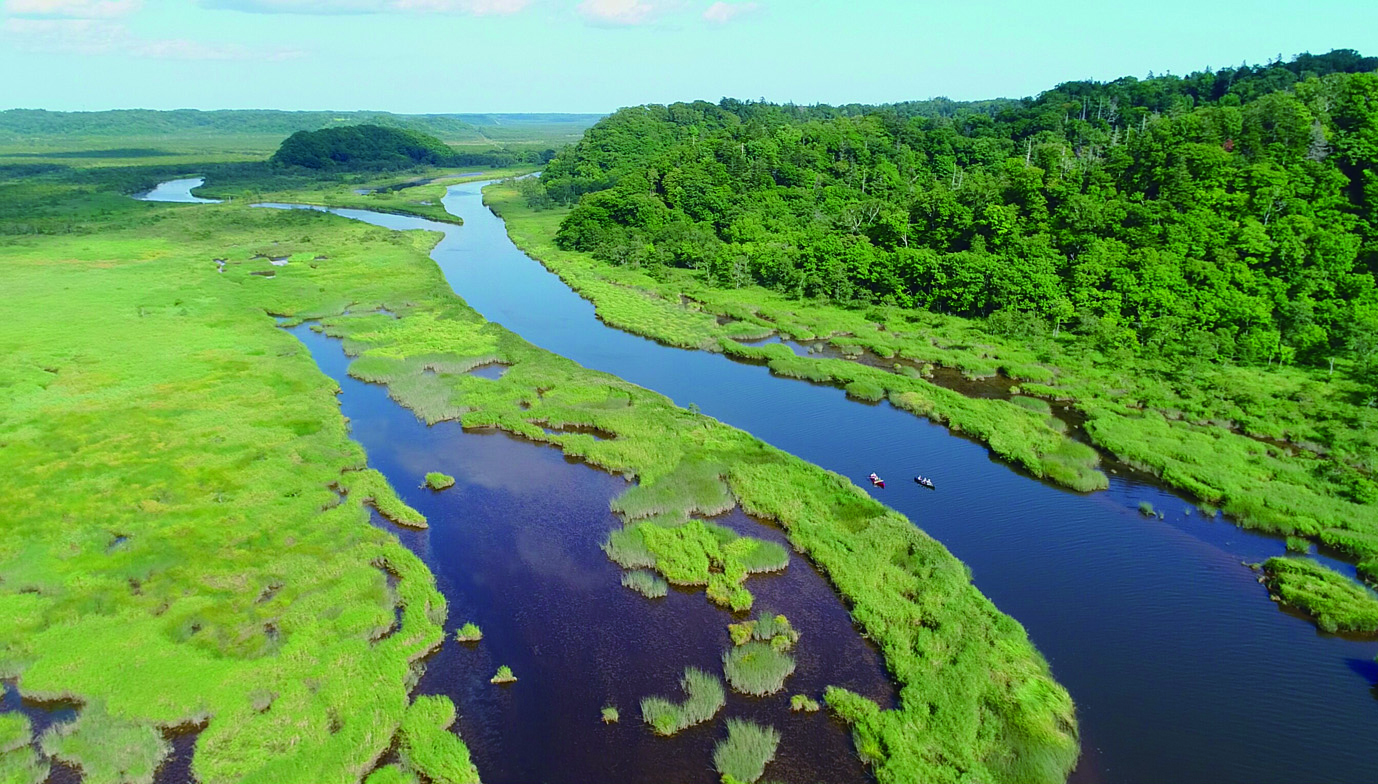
134 177 219 204
121 177 1378 782
287 325 890 784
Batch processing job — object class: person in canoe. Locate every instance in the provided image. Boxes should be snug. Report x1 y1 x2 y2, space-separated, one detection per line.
914 475 935 489
868 472 885 488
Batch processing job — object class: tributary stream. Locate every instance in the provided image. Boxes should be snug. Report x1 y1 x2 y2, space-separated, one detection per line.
137 179 1378 783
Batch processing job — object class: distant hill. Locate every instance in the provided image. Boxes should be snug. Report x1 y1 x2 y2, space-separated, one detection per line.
0 109 604 144
270 124 460 170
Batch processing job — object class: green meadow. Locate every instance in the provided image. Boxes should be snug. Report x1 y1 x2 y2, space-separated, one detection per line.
1 157 1077 783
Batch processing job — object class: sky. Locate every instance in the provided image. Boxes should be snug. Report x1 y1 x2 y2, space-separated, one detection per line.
1 0 1376 113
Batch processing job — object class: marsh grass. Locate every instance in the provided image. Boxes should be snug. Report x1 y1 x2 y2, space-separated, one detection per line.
712 719 780 784
39 702 170 784
340 468 428 528
365 764 421 784
601 706 619 724
605 520 786 611
729 612 799 650
490 666 517 684
1259 558 1378 634
621 570 668 598
397 695 480 784
790 694 821 712
424 472 456 491
1285 536 1311 554
723 642 797 696
1138 501 1156 517
0 713 46 784
454 623 482 643
640 668 724 736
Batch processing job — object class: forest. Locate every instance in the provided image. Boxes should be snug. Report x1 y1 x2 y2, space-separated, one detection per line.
535 50 1378 393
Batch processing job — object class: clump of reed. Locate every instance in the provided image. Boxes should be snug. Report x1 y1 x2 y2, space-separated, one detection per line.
397 695 480 784
622 570 668 598
1285 536 1311 554
601 706 620 724
640 667 725 736
454 622 482 643
1010 395 1053 415
1138 501 1155 517
602 528 656 570
424 471 455 490
723 641 796 696
728 612 799 651
712 718 780 784
490 665 517 684
790 694 820 712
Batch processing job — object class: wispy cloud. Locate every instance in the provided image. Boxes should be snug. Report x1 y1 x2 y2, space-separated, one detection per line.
198 0 529 15
4 0 141 17
702 0 755 24
2 17 303 59
576 0 686 26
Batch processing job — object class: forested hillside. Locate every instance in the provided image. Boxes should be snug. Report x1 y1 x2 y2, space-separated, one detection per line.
538 50 1378 387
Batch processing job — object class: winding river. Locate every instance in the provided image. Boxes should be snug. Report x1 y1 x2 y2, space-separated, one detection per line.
151 178 1377 783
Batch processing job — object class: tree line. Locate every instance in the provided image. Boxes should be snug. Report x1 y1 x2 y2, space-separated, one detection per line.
527 50 1378 391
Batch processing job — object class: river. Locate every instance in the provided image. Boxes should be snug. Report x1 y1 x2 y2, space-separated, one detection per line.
158 178 1378 782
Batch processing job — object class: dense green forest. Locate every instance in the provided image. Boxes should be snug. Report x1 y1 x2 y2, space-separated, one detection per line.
536 50 1378 392
271 124 556 170
0 108 602 143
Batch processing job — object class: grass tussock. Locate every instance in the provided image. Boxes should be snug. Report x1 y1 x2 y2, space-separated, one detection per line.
454 623 482 643
790 694 821 712
424 472 455 491
712 718 780 784
723 641 797 696
601 706 619 724
340 468 428 528
0 714 47 784
1259 558 1378 634
621 570 668 598
39 701 170 784
490 666 517 684
640 668 725 736
728 612 799 650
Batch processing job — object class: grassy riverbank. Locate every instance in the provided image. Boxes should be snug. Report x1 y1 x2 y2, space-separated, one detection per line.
0 175 456 783
484 181 1378 624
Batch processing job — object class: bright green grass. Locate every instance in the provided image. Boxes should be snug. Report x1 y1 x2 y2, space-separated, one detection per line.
728 612 799 651
2 166 1077 784
0 713 47 784
490 666 517 684
0 181 457 784
454 623 482 643
640 668 725 736
424 472 456 491
1259 558 1378 634
601 705 619 724
605 520 785 611
484 182 1378 630
723 642 796 696
790 694 821 712
39 701 169 784
712 718 780 784
396 695 479 784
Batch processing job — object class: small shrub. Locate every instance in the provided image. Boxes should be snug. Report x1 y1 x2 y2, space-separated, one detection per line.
491 665 516 684
622 569 668 598
712 718 781 784
424 471 455 490
454 623 482 642
790 694 820 712
723 641 796 696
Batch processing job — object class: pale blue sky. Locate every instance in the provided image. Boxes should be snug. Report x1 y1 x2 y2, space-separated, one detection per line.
2 0 1376 113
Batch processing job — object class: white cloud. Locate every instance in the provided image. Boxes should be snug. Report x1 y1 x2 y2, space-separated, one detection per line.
2 16 303 59
702 0 755 24
4 0 141 17
576 0 682 25
198 0 528 14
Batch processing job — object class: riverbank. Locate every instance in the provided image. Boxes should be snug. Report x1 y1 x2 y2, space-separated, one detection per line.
482 181 1378 623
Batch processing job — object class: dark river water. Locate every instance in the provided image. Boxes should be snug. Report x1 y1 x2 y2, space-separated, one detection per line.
10 178 1364 783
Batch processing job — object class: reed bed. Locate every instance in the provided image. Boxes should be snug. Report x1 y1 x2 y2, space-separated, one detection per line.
712 719 780 784
640 668 725 736
723 641 797 696
1259 557 1378 633
621 570 668 598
